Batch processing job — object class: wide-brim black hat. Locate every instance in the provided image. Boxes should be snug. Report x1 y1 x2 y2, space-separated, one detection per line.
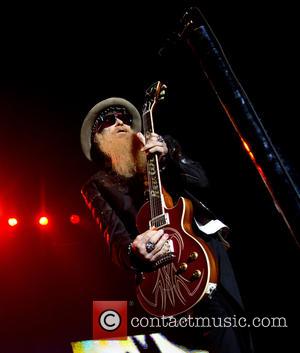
80 97 142 161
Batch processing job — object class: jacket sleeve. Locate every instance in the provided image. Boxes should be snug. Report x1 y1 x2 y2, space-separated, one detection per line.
160 135 210 199
81 178 135 270
160 135 230 248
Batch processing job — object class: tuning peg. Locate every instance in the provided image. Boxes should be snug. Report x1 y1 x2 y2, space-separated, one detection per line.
159 88 167 101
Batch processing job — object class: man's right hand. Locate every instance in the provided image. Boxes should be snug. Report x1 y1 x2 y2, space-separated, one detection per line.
131 228 170 263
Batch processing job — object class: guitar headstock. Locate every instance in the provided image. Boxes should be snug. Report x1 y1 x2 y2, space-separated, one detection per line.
144 81 167 112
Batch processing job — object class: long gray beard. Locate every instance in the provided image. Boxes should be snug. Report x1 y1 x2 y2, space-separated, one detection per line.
95 130 147 178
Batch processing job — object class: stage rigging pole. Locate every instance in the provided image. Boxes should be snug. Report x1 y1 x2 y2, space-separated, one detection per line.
171 7 300 246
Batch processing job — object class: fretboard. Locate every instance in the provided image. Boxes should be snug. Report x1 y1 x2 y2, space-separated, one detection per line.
143 108 165 222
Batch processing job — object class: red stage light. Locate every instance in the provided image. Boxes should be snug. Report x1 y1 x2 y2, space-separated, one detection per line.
39 216 49 226
8 218 18 227
70 214 80 224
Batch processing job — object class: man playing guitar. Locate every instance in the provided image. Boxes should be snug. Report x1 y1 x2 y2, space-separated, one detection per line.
80 84 254 353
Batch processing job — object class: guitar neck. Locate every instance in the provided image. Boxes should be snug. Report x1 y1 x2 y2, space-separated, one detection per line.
142 107 166 227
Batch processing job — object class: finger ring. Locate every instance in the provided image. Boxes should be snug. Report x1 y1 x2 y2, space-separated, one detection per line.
145 241 156 253
157 135 164 143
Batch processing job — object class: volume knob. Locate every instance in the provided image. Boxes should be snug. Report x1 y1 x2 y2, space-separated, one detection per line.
189 251 199 261
179 262 188 272
191 270 202 280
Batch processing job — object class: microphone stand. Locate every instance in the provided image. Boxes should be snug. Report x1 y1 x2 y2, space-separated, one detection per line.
175 7 300 247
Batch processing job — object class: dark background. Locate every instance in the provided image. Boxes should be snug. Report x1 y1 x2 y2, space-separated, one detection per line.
0 1 299 352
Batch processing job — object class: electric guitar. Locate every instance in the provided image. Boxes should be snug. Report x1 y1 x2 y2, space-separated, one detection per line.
136 81 218 317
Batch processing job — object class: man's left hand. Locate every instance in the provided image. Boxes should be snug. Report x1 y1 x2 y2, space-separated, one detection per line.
136 132 168 158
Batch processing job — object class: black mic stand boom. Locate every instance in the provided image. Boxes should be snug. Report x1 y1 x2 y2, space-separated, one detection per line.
175 7 300 247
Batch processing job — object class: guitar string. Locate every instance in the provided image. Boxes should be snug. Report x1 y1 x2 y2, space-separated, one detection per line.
145 113 163 222
144 113 155 221
148 89 164 222
149 156 162 219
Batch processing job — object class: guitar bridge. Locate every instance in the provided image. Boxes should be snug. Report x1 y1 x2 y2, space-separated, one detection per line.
152 253 175 270
149 213 170 229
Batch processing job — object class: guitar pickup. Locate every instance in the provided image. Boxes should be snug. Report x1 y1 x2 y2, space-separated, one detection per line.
149 213 170 229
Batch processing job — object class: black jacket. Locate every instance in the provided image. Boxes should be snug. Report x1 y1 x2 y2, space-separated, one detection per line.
81 135 243 308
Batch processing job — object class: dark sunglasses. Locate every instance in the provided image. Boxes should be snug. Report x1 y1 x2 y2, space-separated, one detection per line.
97 112 133 131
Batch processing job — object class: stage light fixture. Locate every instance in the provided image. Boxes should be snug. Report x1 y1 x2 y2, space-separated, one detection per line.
39 216 49 226
70 214 80 224
8 218 18 227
